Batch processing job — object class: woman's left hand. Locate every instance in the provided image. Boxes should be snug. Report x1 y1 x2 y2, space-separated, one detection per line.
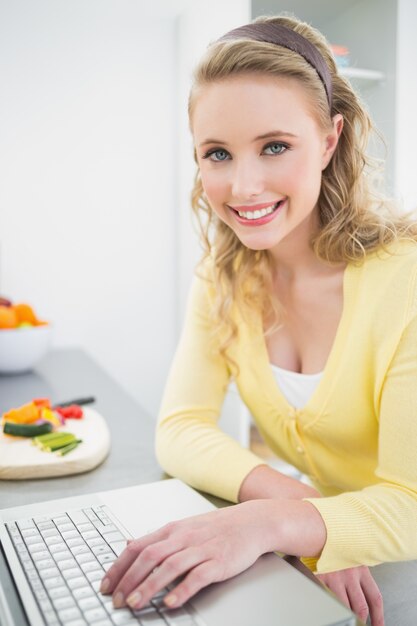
100 500 279 611
316 566 384 626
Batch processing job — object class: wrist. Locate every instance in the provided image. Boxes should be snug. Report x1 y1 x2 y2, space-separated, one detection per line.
238 464 320 502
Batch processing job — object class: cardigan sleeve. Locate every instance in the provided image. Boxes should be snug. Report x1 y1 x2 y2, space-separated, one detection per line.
305 286 417 573
155 270 265 503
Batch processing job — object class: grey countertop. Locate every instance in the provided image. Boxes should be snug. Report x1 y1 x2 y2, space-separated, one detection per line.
0 348 164 508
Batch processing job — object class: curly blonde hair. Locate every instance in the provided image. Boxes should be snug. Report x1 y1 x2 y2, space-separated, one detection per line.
188 14 417 363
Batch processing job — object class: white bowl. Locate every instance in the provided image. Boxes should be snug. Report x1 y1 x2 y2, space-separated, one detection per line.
0 325 52 374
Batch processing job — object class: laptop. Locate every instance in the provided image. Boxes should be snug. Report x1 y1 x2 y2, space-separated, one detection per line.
0 478 358 626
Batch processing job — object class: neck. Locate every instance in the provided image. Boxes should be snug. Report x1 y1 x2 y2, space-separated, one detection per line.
269 210 328 280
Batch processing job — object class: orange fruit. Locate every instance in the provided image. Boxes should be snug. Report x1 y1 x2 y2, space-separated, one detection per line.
0 306 17 329
12 303 37 325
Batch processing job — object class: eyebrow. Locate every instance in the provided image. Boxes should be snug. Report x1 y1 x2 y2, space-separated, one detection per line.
198 130 299 147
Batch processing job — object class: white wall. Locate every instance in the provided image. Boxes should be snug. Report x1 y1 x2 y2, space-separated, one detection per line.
396 0 417 211
0 0 177 416
0 0 251 423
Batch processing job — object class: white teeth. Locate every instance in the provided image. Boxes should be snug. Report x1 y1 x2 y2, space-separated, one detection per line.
237 201 281 220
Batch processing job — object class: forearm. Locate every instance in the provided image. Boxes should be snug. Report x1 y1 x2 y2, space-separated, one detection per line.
256 498 327 558
238 464 320 502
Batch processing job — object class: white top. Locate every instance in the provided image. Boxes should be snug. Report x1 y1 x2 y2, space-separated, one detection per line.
270 364 323 409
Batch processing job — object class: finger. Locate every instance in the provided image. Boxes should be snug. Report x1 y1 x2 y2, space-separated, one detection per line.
111 537 182 606
162 559 221 608
126 547 206 610
346 582 369 624
361 571 384 626
101 526 170 594
316 576 350 610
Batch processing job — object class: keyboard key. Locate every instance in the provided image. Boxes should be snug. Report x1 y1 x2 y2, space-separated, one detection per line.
68 510 89 525
37 521 55 531
67 576 88 590
71 545 90 556
62 530 80 540
37 558 56 570
52 548 73 560
97 553 116 565
28 542 47 553
112 610 138 625
35 589 49 601
41 528 60 538
57 558 78 571
139 616 167 626
76 523 95 533
73 585 95 600
52 596 77 610
75 552 96 565
43 609 60 625
83 607 107 621
100 524 118 535
17 518 36 530
43 576 65 588
49 543 68 555
65 620 87 626
39 567 60 580
104 531 125 543
67 537 85 548
111 541 127 556
77 596 101 611
82 530 100 540
49 586 71 599
53 516 70 526
59 523 76 532
32 550 50 561
63 567 84 579
59 606 82 622
87 538 107 549
161 607 195 626
86 569 103 582
21 528 41 538
80 560 102 573
45 534 64 546
91 545 112 556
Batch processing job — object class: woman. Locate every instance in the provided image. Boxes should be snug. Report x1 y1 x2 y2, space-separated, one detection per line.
101 15 417 625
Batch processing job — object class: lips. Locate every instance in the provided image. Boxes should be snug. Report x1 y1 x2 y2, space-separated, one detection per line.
229 199 286 226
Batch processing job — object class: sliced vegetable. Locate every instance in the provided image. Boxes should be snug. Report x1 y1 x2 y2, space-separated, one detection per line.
3 402 39 424
56 440 82 456
3 421 53 437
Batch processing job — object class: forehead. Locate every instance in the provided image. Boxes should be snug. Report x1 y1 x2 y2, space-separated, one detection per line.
191 74 321 140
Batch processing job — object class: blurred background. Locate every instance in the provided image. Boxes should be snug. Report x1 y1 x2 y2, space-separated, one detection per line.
0 0 416 430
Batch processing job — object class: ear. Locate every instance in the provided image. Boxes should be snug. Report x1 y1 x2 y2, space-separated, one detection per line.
321 114 343 170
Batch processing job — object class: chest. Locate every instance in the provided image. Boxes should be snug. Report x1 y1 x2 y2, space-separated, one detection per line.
265 270 345 374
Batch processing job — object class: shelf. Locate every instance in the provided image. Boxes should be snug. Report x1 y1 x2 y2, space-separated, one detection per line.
339 67 385 82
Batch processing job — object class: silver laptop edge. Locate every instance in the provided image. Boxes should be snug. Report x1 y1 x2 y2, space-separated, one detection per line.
0 479 358 626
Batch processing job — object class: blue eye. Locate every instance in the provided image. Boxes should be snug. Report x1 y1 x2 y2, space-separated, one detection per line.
203 149 230 162
264 142 288 155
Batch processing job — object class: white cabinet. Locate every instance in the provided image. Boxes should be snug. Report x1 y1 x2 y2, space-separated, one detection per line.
252 0 417 210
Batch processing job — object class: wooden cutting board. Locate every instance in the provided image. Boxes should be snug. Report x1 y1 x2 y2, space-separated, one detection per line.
0 407 111 480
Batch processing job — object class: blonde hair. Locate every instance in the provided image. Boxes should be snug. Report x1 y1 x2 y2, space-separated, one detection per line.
188 15 417 363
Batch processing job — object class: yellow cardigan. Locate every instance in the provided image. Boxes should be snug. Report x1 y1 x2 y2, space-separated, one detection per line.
156 240 417 573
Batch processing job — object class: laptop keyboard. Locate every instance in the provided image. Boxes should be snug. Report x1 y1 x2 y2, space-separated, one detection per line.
6 506 198 626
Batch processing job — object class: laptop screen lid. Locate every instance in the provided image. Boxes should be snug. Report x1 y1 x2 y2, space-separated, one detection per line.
0 479 358 626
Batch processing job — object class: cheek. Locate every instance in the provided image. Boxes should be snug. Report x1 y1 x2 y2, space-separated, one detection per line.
199 168 228 207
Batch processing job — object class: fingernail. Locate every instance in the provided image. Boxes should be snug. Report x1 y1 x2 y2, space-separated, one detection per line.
164 593 177 607
113 591 124 608
126 590 142 608
100 578 110 594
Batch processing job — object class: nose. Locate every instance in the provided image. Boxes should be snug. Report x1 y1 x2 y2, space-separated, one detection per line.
231 157 265 200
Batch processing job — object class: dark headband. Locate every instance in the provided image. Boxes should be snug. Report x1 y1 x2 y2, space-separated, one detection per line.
217 23 332 108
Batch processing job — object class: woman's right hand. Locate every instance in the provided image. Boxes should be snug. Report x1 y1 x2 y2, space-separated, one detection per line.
316 566 384 625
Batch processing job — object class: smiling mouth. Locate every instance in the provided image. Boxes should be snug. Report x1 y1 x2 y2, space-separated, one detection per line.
231 200 284 221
